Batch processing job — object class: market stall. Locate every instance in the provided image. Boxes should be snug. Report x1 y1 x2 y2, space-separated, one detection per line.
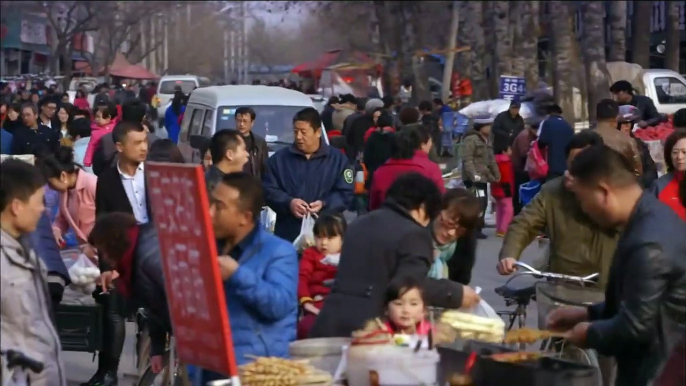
291 50 380 95
318 62 383 99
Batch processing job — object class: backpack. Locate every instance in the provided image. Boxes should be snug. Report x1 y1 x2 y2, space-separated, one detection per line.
525 141 549 180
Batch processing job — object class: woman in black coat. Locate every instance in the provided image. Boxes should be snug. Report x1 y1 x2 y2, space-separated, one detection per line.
309 173 481 338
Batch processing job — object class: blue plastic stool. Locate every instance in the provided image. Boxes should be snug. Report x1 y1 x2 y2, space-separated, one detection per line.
519 180 542 207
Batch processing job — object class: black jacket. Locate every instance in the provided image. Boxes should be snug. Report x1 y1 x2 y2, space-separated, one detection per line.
243 131 269 179
95 164 152 271
446 234 478 286
309 201 465 338
10 124 59 155
131 223 170 356
363 131 396 189
92 132 159 176
346 114 375 161
492 110 525 152
586 193 686 386
635 137 658 189
629 95 663 127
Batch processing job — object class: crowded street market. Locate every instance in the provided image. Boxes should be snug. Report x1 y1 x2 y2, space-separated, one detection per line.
2 2 686 386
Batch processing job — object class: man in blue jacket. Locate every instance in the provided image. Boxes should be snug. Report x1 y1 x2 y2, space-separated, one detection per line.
263 107 354 242
196 172 298 384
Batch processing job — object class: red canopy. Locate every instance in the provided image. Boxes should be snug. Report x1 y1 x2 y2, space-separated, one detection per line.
291 50 377 78
109 64 158 80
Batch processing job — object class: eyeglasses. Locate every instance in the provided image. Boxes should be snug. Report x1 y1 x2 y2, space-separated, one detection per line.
439 211 460 231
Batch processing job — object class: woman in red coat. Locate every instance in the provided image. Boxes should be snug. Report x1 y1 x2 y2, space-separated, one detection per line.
650 130 685 220
369 124 445 210
492 146 515 236
297 214 347 339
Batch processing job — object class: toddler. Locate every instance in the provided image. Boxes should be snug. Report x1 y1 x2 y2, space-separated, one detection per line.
297 214 346 339
83 103 118 167
384 276 431 336
492 146 514 237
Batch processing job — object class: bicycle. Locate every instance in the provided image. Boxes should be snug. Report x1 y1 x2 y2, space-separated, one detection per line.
494 261 603 372
135 309 189 386
1 350 44 386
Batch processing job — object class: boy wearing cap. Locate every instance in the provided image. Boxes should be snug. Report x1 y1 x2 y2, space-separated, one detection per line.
461 114 501 239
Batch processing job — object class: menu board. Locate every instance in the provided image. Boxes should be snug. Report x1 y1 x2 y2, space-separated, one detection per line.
145 162 238 377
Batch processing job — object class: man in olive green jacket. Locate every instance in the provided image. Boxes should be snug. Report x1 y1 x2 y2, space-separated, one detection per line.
496 131 618 290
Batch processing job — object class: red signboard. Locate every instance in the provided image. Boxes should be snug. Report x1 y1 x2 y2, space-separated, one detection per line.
146 162 238 377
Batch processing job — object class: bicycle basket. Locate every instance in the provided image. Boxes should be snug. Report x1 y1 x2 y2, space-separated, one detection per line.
535 282 604 330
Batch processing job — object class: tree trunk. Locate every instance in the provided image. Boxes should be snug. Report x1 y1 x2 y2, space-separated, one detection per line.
510 2 525 78
62 43 74 91
550 1 576 124
441 1 460 102
483 2 497 98
373 1 396 97
665 1 681 72
465 1 489 101
608 1 627 62
409 2 431 103
631 1 651 68
519 1 540 92
455 1 471 85
582 1 611 123
493 1 514 90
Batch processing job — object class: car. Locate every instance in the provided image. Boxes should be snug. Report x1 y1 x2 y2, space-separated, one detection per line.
177 85 329 164
153 75 212 124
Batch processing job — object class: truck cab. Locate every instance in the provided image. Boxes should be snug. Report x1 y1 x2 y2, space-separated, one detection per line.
642 69 686 115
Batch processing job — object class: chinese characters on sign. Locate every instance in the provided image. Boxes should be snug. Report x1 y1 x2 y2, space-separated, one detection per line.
146 162 238 378
499 76 527 102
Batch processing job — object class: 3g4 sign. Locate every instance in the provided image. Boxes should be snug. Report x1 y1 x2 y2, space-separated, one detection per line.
499 76 527 102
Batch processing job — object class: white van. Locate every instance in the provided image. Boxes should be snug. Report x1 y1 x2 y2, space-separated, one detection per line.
178 85 328 163
154 75 212 119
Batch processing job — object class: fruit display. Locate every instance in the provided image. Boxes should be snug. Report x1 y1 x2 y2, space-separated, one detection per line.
634 116 675 142
439 310 505 343
239 356 332 386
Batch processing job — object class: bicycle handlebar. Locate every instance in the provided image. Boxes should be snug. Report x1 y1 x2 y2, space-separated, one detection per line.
1 350 44 374
503 262 599 287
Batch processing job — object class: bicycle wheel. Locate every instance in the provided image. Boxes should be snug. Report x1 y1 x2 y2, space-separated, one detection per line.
137 352 191 386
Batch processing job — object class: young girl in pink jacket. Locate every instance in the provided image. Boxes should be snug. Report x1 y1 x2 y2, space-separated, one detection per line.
83 103 118 167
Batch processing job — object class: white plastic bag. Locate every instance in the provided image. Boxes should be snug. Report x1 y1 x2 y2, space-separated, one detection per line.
462 287 500 320
68 253 101 294
260 206 277 233
293 213 316 252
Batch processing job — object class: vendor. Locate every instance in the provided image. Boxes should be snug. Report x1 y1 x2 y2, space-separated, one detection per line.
610 80 663 128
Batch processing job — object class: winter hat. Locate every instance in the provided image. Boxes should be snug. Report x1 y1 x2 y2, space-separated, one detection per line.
365 98 384 114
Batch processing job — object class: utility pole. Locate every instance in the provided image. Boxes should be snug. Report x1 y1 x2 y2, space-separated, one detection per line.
242 1 249 84
441 1 460 102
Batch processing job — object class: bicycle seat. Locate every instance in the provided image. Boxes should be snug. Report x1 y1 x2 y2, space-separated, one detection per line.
5 350 44 373
494 284 536 304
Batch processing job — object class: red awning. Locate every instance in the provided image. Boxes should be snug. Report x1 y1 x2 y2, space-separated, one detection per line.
109 64 158 80
291 50 341 77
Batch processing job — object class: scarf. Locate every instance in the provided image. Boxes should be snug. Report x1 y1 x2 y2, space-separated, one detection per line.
427 238 457 280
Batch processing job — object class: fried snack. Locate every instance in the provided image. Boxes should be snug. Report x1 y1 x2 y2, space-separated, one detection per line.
440 310 505 343
504 328 558 344
240 356 329 386
490 351 542 363
449 373 474 386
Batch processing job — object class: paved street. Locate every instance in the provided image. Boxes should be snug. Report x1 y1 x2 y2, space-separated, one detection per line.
63 226 546 384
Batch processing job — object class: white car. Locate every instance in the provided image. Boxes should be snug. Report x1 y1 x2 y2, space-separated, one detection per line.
154 75 211 124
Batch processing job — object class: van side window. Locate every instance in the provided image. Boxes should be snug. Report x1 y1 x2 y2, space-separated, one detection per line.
202 110 214 137
179 107 193 142
189 108 205 137
653 77 686 104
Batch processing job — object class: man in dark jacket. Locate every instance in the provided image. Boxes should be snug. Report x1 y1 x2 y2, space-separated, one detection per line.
346 98 384 162
31 209 70 315
11 103 59 156
537 104 574 180
234 107 268 179
610 80 663 128
320 96 338 133
550 145 686 386
263 108 353 242
419 100 441 155
309 173 481 338
492 101 525 151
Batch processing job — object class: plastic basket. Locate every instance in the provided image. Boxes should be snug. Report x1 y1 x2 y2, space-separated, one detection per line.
535 282 604 330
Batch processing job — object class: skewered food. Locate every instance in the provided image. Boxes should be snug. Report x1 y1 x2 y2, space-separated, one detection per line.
239 356 332 386
440 310 505 343
504 328 564 344
490 351 542 363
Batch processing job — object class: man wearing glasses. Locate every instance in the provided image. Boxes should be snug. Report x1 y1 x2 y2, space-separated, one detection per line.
10 103 59 156
38 98 58 129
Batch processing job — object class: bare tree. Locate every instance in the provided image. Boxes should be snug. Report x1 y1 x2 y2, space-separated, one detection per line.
631 1 651 68
464 1 489 101
581 1 611 122
608 1 627 62
41 1 100 87
519 1 540 91
665 1 681 72
549 1 575 123
441 1 460 101
510 2 525 79
454 1 472 84
492 1 513 91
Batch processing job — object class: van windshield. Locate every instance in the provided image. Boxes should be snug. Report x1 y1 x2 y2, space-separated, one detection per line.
653 77 686 104
216 105 310 144
159 80 196 94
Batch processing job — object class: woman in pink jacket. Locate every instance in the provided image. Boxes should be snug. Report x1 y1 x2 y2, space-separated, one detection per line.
83 102 118 167
39 146 98 259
